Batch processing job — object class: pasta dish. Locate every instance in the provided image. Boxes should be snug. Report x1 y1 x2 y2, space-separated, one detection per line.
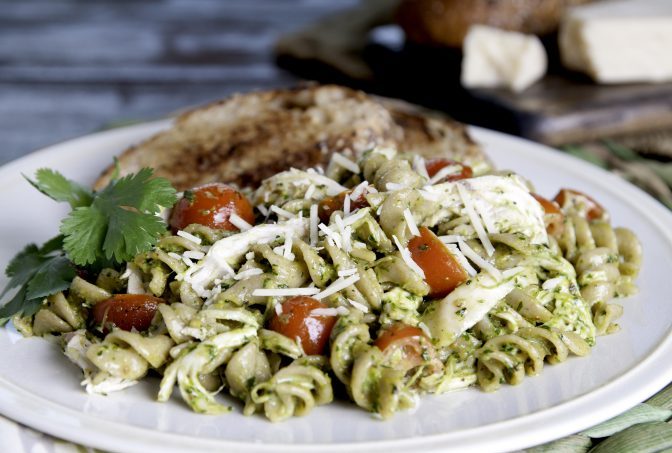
0 146 642 422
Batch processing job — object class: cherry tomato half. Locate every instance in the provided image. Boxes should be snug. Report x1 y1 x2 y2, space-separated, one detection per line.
318 190 368 223
268 296 337 355
425 158 473 183
374 323 432 370
554 189 605 222
92 294 164 332
532 193 564 236
169 183 255 232
408 227 468 299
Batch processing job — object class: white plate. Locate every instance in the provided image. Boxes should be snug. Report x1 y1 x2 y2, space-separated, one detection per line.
0 122 671 453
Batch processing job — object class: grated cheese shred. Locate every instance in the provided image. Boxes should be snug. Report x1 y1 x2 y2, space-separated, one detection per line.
457 183 495 256
403 208 420 237
392 235 425 279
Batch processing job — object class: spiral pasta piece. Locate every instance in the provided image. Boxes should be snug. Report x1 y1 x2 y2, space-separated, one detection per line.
250 359 333 422
158 326 257 414
32 292 85 336
475 326 589 392
71 330 173 394
330 319 371 386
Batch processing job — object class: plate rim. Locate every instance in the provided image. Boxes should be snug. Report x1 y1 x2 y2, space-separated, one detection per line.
0 121 671 453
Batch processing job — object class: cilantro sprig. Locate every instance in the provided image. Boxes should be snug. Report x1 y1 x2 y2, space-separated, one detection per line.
0 166 177 322
60 168 177 265
0 236 75 324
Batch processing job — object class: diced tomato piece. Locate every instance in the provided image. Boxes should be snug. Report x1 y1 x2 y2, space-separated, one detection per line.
425 158 473 183
408 227 468 299
554 188 605 221
268 296 337 355
532 193 564 236
318 190 368 223
92 294 164 332
374 323 432 370
169 183 254 232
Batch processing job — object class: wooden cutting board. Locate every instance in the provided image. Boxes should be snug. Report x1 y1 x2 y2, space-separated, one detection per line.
275 0 672 146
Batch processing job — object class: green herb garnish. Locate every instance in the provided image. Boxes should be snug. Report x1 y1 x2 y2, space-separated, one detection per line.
0 236 75 324
0 166 177 323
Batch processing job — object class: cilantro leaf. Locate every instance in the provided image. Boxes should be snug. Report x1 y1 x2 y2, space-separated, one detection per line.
2 244 42 299
60 168 177 266
0 237 75 324
25 169 93 208
26 255 75 300
0 286 40 325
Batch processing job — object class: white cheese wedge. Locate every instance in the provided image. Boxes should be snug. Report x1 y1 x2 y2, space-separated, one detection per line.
560 0 672 83
422 270 520 347
461 25 547 92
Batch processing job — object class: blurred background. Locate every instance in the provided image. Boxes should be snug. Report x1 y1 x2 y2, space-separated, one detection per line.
1 0 671 204
0 0 354 163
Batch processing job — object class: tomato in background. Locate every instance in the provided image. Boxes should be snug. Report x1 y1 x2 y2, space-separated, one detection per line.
425 158 473 183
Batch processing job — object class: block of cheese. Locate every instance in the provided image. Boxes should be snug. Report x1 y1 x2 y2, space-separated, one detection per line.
461 25 547 93
560 0 672 83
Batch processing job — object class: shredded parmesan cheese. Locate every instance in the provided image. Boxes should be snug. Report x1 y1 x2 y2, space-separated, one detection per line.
234 268 264 281
419 189 440 201
348 298 369 313
304 184 316 200
256 204 269 217
274 302 283 316
283 234 294 260
427 165 461 185
386 182 406 191
343 208 368 226
392 235 425 279
177 230 202 245
314 274 361 300
349 181 369 201
403 208 420 236
318 223 342 248
457 184 495 256
338 268 358 277
270 205 295 219
331 153 361 174
126 264 145 295
310 204 319 246
445 243 477 277
252 287 321 297
413 155 430 180
119 267 132 280
229 213 253 231
183 250 205 260
167 252 182 261
334 215 352 253
343 194 351 216
458 240 501 280
310 307 340 317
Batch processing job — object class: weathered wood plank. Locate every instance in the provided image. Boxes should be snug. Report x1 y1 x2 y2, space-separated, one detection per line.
0 0 353 162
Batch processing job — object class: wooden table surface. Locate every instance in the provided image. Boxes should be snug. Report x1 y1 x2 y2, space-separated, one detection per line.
0 0 354 165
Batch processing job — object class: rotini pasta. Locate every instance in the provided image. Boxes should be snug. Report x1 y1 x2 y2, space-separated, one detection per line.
10 145 642 422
